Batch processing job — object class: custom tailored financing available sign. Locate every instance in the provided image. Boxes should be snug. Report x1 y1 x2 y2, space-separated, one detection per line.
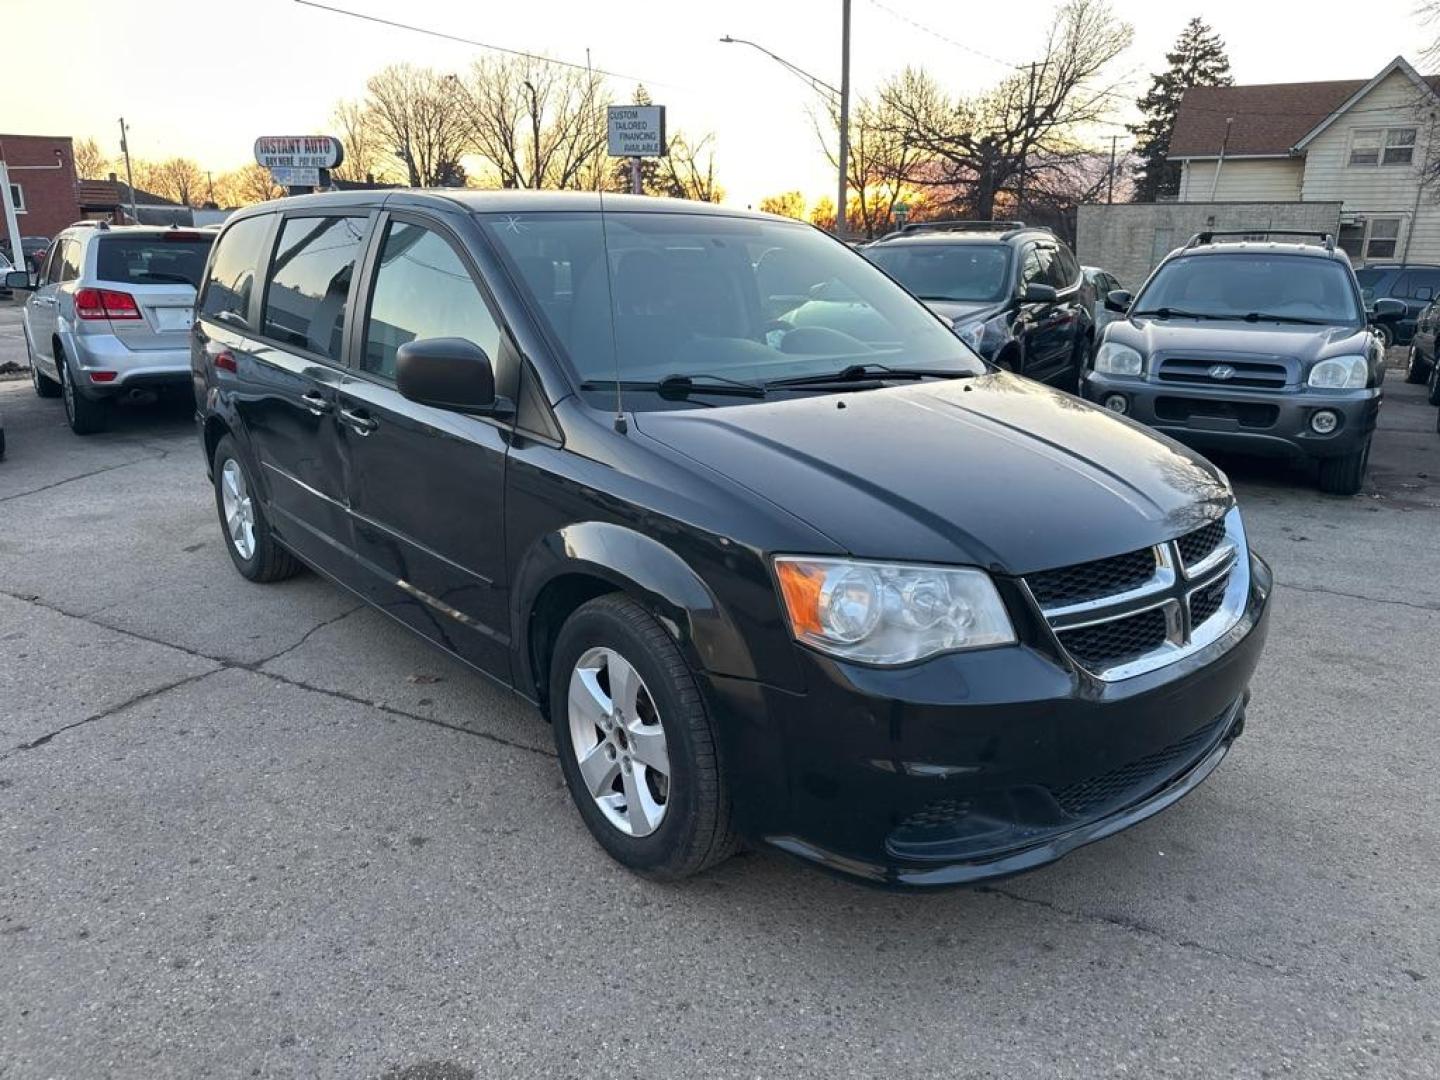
607 106 667 157
268 166 321 187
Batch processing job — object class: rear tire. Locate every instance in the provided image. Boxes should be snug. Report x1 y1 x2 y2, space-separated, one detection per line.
212 434 301 582
1317 438 1371 496
550 593 737 881
1375 324 1393 350
58 351 108 435
1405 346 1429 384
1428 362 1440 407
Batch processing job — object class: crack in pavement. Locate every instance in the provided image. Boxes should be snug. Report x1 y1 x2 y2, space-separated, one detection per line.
1278 580 1440 613
259 602 367 664
0 451 169 504
0 588 555 761
977 884 1297 978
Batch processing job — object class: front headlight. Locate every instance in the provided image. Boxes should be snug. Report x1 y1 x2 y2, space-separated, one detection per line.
1094 341 1144 376
773 557 1015 665
953 313 1008 356
1307 355 1368 389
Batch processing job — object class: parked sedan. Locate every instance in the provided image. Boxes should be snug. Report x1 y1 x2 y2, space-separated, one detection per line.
191 190 1271 889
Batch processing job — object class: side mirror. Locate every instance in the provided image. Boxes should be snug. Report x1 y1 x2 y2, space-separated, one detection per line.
396 337 503 415
1104 289 1133 313
4 269 31 290
1371 297 1406 323
1023 282 1058 303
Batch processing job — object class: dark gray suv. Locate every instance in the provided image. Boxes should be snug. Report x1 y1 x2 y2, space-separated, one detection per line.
1084 231 1402 495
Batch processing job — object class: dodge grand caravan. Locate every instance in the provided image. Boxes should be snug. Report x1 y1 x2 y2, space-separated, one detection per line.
192 191 1272 888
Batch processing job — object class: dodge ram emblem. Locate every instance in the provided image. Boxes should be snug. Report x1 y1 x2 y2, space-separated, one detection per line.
1208 364 1236 380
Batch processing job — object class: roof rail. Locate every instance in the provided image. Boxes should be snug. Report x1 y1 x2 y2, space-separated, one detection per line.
1185 230 1335 252
900 219 1027 235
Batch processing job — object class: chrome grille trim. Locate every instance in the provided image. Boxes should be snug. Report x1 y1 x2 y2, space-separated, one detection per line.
1023 508 1248 681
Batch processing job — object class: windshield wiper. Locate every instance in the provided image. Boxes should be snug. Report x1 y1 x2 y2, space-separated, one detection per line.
1240 312 1329 325
766 362 971 388
579 373 766 398
1129 307 1225 320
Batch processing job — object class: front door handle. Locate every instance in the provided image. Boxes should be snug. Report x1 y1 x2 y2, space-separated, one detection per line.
301 390 332 416
339 405 378 435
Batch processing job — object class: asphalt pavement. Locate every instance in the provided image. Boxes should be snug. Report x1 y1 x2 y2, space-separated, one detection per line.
1 298 1438 1079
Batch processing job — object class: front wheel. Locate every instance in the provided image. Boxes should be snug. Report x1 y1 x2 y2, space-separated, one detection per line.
212 434 301 582
27 336 60 398
1405 346 1429 384
1375 324 1394 350
1428 362 1440 407
1317 438 1371 496
551 594 737 881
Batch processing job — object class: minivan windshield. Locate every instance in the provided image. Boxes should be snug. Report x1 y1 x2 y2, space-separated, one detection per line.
864 242 1012 302
478 210 983 405
1134 254 1363 323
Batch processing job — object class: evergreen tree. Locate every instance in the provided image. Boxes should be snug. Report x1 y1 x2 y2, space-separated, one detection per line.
1128 18 1232 202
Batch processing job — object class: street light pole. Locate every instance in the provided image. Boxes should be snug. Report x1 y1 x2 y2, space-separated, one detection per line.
837 0 851 238
118 117 139 225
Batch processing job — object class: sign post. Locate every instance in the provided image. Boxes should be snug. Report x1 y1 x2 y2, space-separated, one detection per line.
253 136 344 196
607 105 667 196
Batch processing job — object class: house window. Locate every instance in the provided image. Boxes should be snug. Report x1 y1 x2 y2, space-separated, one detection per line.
1365 218 1401 259
6 183 23 213
1337 223 1364 259
1348 127 1417 167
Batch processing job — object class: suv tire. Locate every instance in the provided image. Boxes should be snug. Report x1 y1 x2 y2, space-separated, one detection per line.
1428 362 1440 407
212 434 302 582
1317 438 1370 496
1405 346 1429 384
1375 324 1393 350
551 594 737 881
27 335 60 398
58 351 108 435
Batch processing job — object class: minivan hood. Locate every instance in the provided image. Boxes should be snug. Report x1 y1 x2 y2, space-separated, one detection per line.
632 373 1230 575
1108 315 1370 363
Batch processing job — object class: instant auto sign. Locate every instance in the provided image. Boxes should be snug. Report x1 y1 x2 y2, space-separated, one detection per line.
253 136 344 170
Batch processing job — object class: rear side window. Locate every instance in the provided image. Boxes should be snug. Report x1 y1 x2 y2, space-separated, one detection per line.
361 221 502 381
201 216 272 329
262 216 368 361
1051 244 1080 288
97 234 213 288
58 240 81 283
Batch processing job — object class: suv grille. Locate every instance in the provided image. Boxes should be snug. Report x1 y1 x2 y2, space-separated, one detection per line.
1177 518 1226 569
1158 357 1288 389
1056 607 1168 668
1049 714 1227 818
1023 512 1242 680
1026 547 1156 607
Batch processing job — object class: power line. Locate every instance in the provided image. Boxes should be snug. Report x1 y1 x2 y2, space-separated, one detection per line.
866 0 1022 72
291 0 665 85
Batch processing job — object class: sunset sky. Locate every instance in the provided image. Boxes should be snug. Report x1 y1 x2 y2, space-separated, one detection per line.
6 0 1434 207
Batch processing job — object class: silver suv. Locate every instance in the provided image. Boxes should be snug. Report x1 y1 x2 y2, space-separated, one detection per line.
15 223 214 434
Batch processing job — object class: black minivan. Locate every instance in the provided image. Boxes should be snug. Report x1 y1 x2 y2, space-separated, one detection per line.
192 191 1272 888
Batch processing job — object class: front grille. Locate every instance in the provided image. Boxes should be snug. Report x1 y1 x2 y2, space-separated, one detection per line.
1154 396 1279 429
1158 357 1288 389
1190 573 1229 626
1056 606 1169 668
1049 716 1226 817
1027 547 1157 607
1177 518 1226 568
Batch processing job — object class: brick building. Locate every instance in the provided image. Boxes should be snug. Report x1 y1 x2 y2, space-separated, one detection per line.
0 133 80 239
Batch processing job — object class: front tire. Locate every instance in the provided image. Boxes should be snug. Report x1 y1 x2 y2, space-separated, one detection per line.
1317 437 1371 496
58 352 108 435
1428 361 1440 407
28 335 60 398
1405 346 1429 384
212 434 301 582
551 594 737 881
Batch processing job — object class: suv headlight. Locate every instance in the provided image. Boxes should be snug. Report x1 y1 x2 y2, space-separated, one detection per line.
1094 341 1144 376
773 557 1015 665
1307 355 1367 389
953 313 1008 356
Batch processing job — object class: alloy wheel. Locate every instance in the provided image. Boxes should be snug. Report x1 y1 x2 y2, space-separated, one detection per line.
567 646 671 837
220 458 257 560
60 361 74 421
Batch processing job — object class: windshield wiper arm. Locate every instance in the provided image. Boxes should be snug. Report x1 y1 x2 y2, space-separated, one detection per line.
1129 307 1223 320
766 362 970 388
579 373 766 398
1240 312 1329 325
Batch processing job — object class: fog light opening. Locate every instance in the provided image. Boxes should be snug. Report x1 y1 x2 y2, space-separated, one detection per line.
1310 409 1339 434
1103 393 1129 414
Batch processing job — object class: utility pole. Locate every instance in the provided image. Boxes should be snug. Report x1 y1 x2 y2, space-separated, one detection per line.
1108 134 1119 204
1208 117 1233 201
836 0 852 238
118 117 139 224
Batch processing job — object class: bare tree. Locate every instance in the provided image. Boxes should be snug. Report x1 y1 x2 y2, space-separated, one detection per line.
759 191 807 219
457 54 611 189
880 0 1133 219
656 132 723 203
366 64 470 186
814 93 931 237
73 137 109 179
136 157 206 205
214 164 284 207
330 98 387 183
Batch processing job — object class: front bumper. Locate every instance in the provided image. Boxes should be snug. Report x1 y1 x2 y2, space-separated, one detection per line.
67 332 191 399
705 550 1272 889
1083 371 1378 459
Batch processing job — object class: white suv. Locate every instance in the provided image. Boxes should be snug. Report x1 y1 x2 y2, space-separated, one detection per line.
15 223 214 434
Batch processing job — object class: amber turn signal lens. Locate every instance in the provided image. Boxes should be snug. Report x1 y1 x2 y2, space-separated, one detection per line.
774 559 826 637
